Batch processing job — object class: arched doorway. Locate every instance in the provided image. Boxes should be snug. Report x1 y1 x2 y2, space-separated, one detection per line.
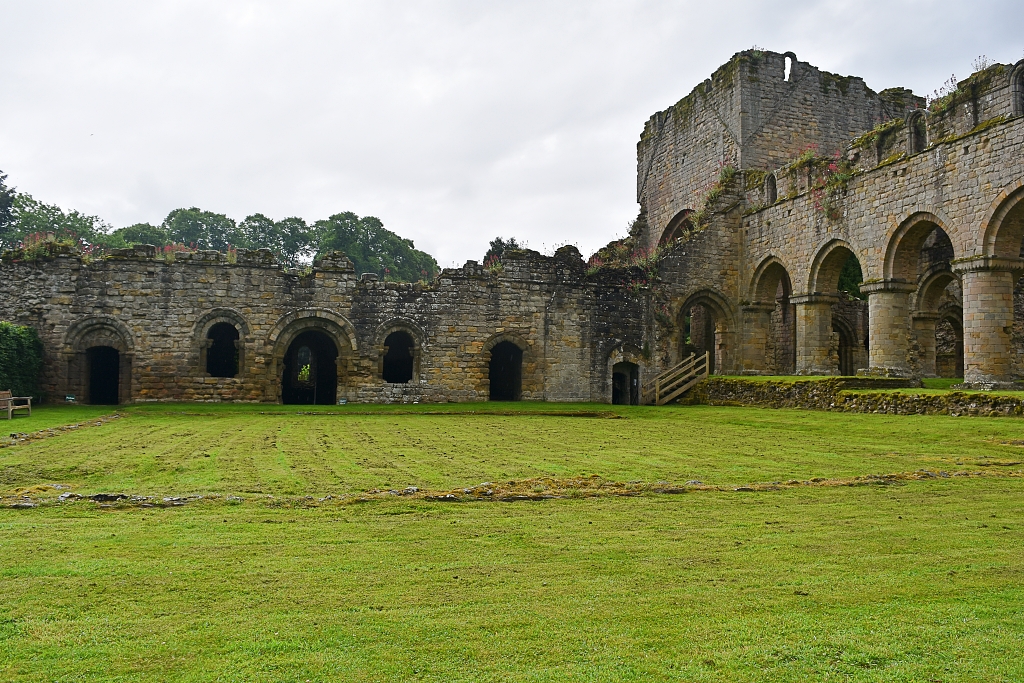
382 331 415 384
750 258 795 374
489 341 523 401
88 346 120 405
801 242 868 375
612 362 639 405
680 294 732 375
64 316 133 405
935 313 964 378
282 330 338 405
206 322 240 378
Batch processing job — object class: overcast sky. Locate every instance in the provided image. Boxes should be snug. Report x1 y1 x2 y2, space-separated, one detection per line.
1 1 1021 266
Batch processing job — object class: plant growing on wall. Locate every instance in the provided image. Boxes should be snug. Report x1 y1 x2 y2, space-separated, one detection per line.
0 322 44 400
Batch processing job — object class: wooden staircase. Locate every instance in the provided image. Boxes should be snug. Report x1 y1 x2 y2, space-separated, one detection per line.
641 351 710 405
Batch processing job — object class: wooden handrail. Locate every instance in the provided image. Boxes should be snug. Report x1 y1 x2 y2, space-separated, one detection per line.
640 351 710 405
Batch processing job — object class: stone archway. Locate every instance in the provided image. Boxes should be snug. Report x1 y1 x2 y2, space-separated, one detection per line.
62 316 134 404
745 256 795 374
677 291 735 375
268 309 358 404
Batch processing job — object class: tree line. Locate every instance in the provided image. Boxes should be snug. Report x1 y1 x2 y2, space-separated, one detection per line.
0 171 438 282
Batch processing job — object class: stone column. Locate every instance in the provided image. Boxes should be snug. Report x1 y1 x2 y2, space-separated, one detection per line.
954 257 1023 387
740 303 774 374
911 313 939 377
792 294 837 375
861 281 916 376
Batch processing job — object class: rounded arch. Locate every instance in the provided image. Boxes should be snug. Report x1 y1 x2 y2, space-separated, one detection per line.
659 209 694 246
375 318 426 385
677 289 735 374
63 315 134 353
606 343 644 405
62 316 134 405
981 180 1024 259
482 331 530 355
194 308 250 379
915 266 958 313
764 174 778 204
374 317 426 350
482 332 530 402
884 212 958 282
749 255 793 303
1011 60 1024 117
808 239 864 294
268 308 358 354
194 308 251 340
831 314 858 376
907 110 927 155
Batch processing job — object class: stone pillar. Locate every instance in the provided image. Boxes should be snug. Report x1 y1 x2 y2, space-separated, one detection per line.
792 295 837 375
740 304 774 374
954 258 1023 387
911 313 939 377
861 281 916 376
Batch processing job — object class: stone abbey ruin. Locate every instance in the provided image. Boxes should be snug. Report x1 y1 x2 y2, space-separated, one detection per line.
3 49 1024 404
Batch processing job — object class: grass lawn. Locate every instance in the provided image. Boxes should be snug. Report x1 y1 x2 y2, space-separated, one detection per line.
2 402 1023 681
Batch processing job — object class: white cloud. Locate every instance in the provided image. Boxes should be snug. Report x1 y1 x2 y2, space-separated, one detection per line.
0 0 1020 266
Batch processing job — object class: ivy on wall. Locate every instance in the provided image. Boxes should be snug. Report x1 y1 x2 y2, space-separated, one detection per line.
0 322 44 399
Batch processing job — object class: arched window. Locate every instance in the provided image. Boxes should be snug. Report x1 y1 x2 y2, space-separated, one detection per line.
765 174 777 204
382 331 415 384
783 52 796 82
1013 64 1024 117
908 111 927 155
206 322 240 378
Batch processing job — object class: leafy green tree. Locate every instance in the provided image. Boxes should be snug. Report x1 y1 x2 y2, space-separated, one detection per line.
483 236 523 264
113 222 171 247
837 254 865 299
313 212 437 281
276 216 312 266
7 192 115 249
0 171 16 251
162 208 240 251
238 214 284 253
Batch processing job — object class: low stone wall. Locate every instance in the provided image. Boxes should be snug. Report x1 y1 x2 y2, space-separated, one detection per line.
687 377 1024 417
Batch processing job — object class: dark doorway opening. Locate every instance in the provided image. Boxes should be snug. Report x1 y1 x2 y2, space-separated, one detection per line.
88 346 120 405
936 315 964 378
834 320 855 376
488 341 522 401
612 362 639 405
683 303 717 374
382 331 415 384
206 323 240 378
282 330 338 405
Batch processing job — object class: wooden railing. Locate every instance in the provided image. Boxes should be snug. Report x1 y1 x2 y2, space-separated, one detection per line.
640 351 710 405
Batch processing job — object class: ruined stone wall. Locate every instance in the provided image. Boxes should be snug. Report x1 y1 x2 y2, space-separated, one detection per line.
0 246 648 404
638 50 917 250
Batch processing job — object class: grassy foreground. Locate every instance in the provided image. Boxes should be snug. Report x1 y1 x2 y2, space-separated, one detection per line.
1 403 1023 681
3 402 1024 497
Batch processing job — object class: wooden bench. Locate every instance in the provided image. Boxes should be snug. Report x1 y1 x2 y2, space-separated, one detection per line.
1 390 31 419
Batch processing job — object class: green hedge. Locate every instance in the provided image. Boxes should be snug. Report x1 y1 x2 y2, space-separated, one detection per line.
0 322 44 399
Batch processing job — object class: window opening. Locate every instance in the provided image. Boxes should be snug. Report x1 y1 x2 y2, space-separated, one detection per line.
765 175 777 204
382 331 415 384
784 56 793 82
206 322 240 378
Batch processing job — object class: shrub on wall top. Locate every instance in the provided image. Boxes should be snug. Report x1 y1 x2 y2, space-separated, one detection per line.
0 322 44 399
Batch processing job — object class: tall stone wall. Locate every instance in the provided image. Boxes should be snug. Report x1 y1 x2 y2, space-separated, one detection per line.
0 245 648 404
